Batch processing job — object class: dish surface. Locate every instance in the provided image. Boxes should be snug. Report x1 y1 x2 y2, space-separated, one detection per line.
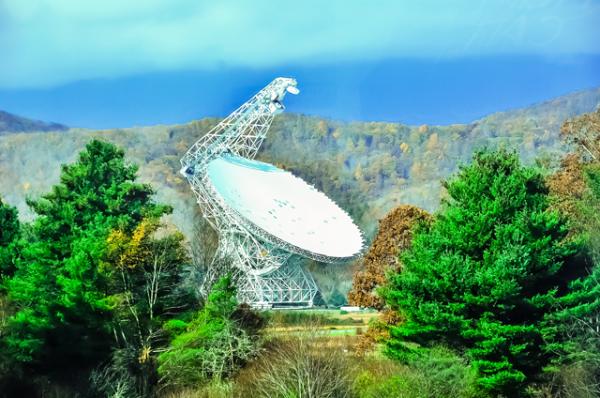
207 154 363 259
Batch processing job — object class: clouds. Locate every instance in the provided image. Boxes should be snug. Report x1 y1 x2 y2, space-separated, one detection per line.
0 0 598 89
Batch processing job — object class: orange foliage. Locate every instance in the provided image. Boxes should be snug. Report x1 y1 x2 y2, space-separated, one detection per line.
347 204 431 310
560 109 600 161
547 154 587 220
355 308 402 355
549 109 600 222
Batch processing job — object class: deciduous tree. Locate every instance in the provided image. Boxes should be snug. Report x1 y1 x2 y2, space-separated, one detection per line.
348 204 431 310
92 218 190 396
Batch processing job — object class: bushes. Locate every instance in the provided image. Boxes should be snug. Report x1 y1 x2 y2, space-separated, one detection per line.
352 347 477 398
407 347 478 398
540 363 600 398
229 326 477 398
353 371 417 398
239 328 353 398
163 382 235 398
157 276 264 389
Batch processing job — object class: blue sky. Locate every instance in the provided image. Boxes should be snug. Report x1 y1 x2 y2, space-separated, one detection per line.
0 0 599 128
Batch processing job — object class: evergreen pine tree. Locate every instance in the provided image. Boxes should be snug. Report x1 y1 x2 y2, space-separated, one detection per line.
0 198 20 280
382 150 579 396
4 140 170 370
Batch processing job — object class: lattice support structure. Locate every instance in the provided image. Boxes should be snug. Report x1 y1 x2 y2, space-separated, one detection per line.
180 77 319 308
238 262 318 309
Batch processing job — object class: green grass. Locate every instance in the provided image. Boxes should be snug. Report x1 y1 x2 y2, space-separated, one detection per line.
264 309 373 327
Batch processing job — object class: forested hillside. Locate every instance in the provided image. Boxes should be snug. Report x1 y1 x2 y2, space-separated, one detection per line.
0 87 598 302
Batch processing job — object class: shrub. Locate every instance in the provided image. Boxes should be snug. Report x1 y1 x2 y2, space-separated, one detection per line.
163 381 234 398
351 347 478 398
243 327 352 398
157 276 264 388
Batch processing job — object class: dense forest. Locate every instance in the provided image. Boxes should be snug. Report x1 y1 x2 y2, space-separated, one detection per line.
0 106 599 397
1 87 599 304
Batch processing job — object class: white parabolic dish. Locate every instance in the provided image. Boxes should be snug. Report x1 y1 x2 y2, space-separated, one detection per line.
207 154 363 261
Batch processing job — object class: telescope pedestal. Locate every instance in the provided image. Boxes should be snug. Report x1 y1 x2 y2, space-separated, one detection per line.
201 234 319 308
237 261 318 309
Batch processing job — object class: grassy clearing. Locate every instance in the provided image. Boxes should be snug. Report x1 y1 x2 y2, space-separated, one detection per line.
162 326 481 398
264 308 379 337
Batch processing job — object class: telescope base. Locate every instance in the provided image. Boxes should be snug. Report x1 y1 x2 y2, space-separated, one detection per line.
237 262 318 309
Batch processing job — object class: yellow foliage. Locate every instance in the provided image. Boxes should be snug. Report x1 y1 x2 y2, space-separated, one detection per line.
139 345 152 364
106 219 159 269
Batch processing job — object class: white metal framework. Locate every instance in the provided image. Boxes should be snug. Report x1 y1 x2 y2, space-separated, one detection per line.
180 77 358 308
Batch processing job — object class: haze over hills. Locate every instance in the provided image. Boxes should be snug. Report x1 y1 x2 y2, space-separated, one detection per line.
0 86 598 302
0 110 68 135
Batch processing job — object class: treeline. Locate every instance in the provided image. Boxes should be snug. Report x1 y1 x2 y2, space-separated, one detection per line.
350 109 600 397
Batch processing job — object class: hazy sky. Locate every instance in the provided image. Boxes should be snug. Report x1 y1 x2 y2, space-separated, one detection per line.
0 0 599 127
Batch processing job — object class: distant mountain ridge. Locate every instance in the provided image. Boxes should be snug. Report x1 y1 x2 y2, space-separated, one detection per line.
0 86 598 302
0 110 68 135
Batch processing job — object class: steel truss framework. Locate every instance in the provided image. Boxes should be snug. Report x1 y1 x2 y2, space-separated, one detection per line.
180 77 320 308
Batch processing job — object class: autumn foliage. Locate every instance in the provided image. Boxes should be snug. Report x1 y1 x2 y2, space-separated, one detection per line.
548 109 600 220
547 154 587 219
348 204 431 309
560 108 600 162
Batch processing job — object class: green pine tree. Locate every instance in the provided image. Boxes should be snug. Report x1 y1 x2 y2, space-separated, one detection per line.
382 150 580 396
3 140 170 371
0 198 20 280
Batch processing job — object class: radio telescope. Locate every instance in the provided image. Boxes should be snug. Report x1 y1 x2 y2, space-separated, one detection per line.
180 77 363 308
